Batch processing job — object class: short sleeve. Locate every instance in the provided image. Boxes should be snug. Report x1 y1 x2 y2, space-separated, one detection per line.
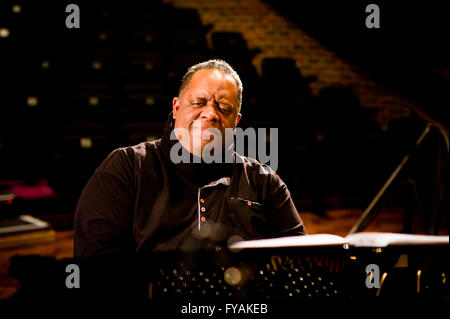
74 148 137 257
259 164 307 237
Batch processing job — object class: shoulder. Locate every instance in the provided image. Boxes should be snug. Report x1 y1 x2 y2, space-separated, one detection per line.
234 153 284 190
235 153 272 173
97 139 163 175
117 139 162 157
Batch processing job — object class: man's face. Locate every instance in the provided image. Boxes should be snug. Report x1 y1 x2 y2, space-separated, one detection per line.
172 69 241 157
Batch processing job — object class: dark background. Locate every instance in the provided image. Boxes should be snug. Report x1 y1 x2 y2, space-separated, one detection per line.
267 0 449 126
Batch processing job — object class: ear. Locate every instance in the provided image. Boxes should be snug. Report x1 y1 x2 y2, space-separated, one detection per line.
172 97 180 119
236 112 242 125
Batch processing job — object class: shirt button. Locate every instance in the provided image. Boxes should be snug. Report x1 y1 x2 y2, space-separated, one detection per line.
200 198 205 204
201 207 206 212
201 216 206 222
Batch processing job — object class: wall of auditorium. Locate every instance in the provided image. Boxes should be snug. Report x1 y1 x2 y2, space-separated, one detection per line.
166 0 419 131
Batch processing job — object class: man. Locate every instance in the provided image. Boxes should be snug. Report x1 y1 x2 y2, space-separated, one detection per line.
74 59 306 257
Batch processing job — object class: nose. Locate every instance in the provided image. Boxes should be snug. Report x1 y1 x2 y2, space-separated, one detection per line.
201 100 220 121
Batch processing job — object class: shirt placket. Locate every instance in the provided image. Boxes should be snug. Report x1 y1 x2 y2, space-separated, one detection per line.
196 177 231 231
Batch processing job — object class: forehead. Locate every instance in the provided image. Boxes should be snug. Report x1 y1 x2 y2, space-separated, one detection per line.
184 69 238 99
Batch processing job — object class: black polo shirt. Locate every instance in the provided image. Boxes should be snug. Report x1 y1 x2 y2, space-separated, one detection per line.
74 129 306 257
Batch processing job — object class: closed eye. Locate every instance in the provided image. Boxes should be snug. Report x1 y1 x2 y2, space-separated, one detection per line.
192 100 206 107
218 103 232 114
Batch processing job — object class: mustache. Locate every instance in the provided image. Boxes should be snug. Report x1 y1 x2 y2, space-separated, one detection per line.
188 121 221 131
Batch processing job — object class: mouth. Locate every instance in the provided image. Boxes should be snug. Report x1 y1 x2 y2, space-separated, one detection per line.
190 124 219 133
201 127 214 133
201 126 223 139
189 122 221 140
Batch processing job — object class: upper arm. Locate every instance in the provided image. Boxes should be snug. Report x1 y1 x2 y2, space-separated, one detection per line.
259 165 307 237
74 149 137 256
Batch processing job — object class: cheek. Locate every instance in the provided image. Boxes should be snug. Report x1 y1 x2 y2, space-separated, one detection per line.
223 117 237 128
178 109 198 125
